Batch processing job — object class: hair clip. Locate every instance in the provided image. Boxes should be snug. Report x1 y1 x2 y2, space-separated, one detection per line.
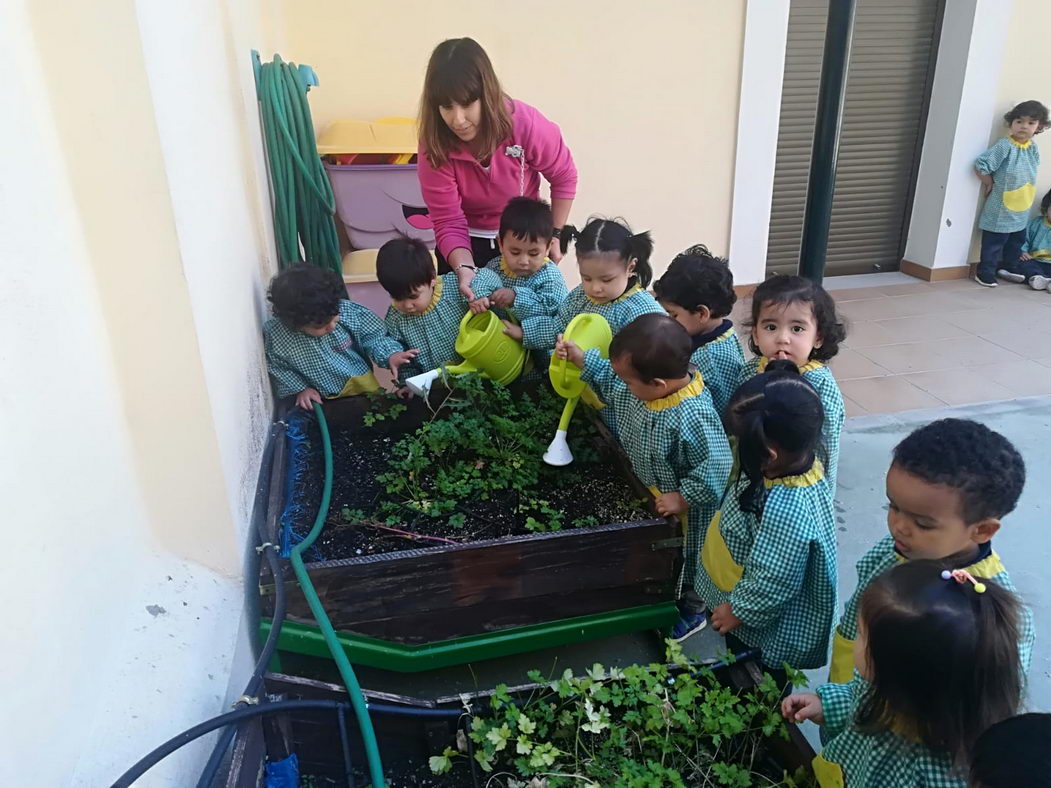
941 569 987 593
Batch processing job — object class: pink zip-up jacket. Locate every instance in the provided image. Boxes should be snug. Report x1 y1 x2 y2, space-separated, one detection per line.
417 98 577 260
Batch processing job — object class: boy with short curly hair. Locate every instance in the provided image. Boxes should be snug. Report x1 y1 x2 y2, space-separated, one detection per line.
828 418 1034 684
264 264 414 409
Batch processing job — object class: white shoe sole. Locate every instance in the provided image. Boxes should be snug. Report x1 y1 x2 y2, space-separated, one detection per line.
974 276 998 288
998 269 1026 283
1030 275 1050 291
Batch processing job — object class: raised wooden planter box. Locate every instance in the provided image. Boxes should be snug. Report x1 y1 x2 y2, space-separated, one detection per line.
259 391 683 671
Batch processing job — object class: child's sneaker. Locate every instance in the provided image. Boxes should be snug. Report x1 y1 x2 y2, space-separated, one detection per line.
671 611 708 642
974 272 998 287
997 269 1026 283
1029 275 1050 291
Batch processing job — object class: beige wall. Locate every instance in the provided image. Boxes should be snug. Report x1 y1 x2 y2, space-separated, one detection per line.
279 0 746 287
967 0 1051 263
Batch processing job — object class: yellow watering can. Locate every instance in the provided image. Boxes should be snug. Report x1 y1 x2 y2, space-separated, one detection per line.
543 313 613 466
405 309 528 396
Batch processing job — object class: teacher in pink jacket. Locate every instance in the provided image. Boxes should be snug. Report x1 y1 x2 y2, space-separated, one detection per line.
417 37 577 300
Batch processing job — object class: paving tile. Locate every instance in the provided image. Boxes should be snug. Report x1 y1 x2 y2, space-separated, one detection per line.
855 337 1018 374
828 349 890 380
842 321 899 348
972 360 1051 397
978 328 1051 360
883 291 985 316
831 287 889 303
839 376 946 414
875 282 936 296
903 368 1017 406
836 297 921 322
843 395 869 418
871 315 970 344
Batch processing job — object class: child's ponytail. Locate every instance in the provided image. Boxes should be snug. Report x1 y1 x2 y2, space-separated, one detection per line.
626 231 654 288
725 360 824 514
564 216 654 286
559 224 581 256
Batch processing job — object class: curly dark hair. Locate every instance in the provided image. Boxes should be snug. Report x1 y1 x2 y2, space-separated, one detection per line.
892 418 1025 523
1004 100 1050 132
1041 187 1051 217
746 275 845 361
971 713 1051 788
609 313 692 381
267 264 345 329
653 244 736 318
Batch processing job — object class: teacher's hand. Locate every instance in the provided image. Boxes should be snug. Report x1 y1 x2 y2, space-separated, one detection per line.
455 265 477 302
547 237 564 264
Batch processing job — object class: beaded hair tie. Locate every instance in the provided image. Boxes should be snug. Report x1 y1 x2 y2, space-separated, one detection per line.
941 568 987 593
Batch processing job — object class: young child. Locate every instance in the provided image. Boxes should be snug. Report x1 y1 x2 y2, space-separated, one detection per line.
556 314 732 639
974 99 1050 287
970 713 1051 788
740 274 846 490
828 418 1034 684
696 361 838 686
999 187 1051 290
653 244 745 414
485 197 568 323
376 238 501 384
263 264 414 410
786 560 1023 787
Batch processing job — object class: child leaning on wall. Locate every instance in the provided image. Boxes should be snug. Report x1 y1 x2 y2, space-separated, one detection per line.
263 264 416 410
974 99 1050 288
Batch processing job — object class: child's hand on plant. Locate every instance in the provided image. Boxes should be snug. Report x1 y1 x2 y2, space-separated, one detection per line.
781 693 824 724
388 349 420 378
490 288 516 307
502 320 524 341
554 335 584 368
468 296 491 314
295 387 323 410
394 385 413 400
655 492 688 517
710 602 742 634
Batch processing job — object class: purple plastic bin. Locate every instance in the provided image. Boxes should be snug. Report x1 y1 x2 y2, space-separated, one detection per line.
325 163 435 251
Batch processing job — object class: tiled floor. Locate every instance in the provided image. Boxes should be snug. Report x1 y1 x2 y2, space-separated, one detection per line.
733 275 1051 416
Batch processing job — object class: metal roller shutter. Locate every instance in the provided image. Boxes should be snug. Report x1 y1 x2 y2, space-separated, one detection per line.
767 0 942 277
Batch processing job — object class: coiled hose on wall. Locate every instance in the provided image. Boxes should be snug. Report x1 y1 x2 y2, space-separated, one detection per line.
257 54 341 274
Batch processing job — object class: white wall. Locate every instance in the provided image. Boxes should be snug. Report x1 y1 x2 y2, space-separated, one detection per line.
1 1 280 784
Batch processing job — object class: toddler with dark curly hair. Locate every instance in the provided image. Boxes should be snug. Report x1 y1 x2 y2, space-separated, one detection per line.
263 264 416 409
827 418 1034 685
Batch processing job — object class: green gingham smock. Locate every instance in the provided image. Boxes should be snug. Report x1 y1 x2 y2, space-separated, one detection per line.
383 269 500 381
828 534 1035 685
975 137 1040 233
739 357 845 491
520 282 665 352
812 678 965 787
691 324 746 415
1022 215 1051 263
484 255 568 321
581 352 732 586
263 299 402 398
693 462 838 670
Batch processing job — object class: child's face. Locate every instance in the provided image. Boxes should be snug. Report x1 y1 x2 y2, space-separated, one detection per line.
392 280 436 315
498 232 548 277
611 354 676 402
751 299 822 366
660 300 709 337
579 253 635 304
439 99 482 143
884 463 999 561
299 315 339 337
1010 115 1041 142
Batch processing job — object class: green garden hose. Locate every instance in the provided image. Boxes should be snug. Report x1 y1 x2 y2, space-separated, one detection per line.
290 404 386 786
258 55 341 274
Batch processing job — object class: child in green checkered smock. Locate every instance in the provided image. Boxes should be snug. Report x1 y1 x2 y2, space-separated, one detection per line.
785 561 1024 787
376 238 501 384
696 361 837 680
559 314 732 619
973 100 1049 286
829 418 1034 686
739 275 846 490
263 264 411 410
511 217 664 435
654 244 745 415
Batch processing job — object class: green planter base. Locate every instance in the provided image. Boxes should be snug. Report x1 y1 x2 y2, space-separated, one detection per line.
262 601 678 673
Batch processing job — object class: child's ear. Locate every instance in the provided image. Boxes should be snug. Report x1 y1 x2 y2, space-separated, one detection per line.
764 446 778 467
970 518 1001 544
496 234 505 253
695 305 712 322
813 332 824 349
626 258 637 276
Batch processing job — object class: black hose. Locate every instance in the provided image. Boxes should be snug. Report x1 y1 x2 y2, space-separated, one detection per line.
196 420 288 788
337 705 357 788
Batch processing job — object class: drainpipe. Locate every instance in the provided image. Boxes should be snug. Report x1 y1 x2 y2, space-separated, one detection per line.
798 0 858 283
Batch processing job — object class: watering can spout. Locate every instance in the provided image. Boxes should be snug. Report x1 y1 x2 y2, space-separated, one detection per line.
404 368 443 397
543 429 573 466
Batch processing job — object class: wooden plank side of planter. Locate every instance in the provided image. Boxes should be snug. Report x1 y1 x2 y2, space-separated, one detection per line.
271 518 681 643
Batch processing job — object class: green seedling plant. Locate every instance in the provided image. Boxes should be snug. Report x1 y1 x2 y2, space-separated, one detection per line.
430 641 813 787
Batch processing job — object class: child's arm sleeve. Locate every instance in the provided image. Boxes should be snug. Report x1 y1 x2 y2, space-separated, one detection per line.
815 680 859 738
511 267 569 319
522 294 572 350
728 497 810 629
463 268 501 302
346 301 404 369
677 413 732 511
975 139 1009 175
264 332 311 398
579 348 623 402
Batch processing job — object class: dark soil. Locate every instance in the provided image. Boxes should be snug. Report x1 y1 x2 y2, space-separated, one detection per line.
285 386 651 562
